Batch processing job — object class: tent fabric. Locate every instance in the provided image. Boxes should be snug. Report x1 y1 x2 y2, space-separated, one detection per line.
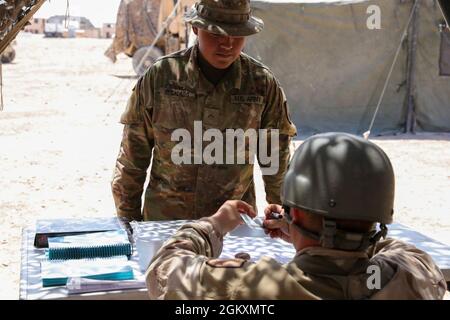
245 0 450 135
415 1 450 131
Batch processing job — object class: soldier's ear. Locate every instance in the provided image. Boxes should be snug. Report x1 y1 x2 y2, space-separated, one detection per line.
192 26 198 36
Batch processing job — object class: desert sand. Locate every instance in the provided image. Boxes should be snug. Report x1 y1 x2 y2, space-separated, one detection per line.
0 33 449 299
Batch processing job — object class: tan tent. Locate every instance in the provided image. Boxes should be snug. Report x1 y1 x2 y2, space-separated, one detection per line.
245 0 450 135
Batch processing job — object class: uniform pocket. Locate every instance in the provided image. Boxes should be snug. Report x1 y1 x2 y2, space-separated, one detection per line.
232 103 262 130
154 93 191 130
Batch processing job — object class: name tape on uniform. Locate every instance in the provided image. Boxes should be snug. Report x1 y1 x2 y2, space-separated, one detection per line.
164 87 196 98
231 95 264 105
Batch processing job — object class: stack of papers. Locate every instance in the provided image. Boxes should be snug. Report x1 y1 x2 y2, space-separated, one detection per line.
41 256 134 287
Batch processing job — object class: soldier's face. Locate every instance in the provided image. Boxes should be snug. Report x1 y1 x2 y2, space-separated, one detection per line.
194 27 246 69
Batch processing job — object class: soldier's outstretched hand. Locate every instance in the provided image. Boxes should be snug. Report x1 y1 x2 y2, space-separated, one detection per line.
263 204 292 243
209 200 257 235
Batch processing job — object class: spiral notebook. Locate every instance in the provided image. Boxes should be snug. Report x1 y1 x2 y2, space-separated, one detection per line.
47 229 132 260
41 256 134 287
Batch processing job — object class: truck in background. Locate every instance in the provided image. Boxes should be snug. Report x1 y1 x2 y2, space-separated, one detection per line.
44 16 80 38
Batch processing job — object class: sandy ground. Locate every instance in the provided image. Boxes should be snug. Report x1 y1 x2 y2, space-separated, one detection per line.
0 34 449 300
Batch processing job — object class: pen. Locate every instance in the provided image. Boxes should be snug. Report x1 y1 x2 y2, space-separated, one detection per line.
267 212 283 220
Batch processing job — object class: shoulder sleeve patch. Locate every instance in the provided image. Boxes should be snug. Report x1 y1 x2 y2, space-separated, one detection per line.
120 68 157 125
206 258 246 269
120 84 143 124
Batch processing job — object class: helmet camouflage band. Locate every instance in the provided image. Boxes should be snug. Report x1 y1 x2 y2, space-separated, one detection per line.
184 0 264 36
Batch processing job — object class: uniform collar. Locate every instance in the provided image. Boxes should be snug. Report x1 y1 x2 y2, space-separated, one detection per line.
292 246 371 278
296 246 370 259
186 44 242 91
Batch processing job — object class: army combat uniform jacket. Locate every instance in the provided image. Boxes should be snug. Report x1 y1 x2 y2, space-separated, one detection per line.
146 220 447 300
112 45 297 221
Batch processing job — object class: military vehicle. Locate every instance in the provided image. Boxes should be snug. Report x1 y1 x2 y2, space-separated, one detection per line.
0 0 194 72
105 0 195 76
44 15 80 38
44 15 95 38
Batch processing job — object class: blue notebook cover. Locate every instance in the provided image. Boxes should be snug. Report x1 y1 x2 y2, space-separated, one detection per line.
47 229 132 260
41 256 134 287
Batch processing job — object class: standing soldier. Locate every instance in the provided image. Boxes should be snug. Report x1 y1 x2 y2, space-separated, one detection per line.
111 0 297 221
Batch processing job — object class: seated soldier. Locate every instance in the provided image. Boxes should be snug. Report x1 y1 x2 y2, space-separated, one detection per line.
145 132 447 299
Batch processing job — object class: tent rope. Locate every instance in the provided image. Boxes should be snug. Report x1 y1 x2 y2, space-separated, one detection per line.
363 0 419 140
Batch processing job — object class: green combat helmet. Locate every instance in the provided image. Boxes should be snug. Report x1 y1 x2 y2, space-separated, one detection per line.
184 0 264 36
281 132 395 251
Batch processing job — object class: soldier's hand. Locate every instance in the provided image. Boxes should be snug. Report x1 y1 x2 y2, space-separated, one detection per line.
263 204 292 243
210 200 257 235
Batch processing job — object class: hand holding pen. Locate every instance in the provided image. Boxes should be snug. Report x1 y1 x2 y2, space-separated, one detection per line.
263 204 292 243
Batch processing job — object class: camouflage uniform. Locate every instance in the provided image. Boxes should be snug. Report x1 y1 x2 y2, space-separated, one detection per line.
112 44 297 221
146 220 447 300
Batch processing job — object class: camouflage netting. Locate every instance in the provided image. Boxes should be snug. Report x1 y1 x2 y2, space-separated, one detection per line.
0 0 46 59
105 0 162 63
0 0 38 41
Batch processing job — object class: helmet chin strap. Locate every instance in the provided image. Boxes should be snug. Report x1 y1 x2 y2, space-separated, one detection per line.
283 206 388 251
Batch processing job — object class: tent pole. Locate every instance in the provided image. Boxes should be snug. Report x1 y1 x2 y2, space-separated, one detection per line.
405 0 420 133
364 0 419 139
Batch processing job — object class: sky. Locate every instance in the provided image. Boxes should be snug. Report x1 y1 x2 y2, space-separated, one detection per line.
34 0 122 28
32 0 358 28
